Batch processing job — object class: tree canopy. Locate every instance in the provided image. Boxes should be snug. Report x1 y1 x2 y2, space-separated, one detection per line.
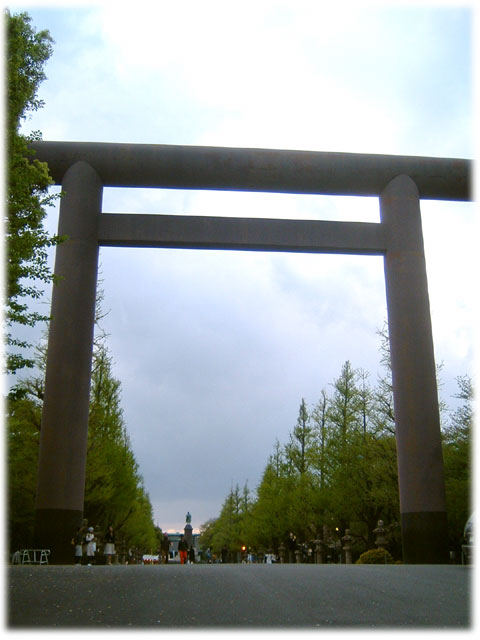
200 352 473 563
6 10 62 374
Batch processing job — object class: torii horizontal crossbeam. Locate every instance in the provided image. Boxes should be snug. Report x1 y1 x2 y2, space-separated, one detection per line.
30 141 471 201
98 213 387 254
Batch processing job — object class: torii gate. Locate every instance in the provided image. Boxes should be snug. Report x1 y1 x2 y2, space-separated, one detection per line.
30 141 471 563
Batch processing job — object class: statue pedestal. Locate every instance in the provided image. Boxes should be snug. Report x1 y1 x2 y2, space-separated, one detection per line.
184 523 193 548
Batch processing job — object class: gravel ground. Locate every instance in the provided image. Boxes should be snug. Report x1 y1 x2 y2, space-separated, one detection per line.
7 563 472 628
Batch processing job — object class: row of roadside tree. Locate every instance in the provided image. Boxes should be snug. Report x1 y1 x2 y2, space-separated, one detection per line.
199 331 472 563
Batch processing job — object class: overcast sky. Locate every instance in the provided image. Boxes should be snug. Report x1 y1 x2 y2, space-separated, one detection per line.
9 1 476 533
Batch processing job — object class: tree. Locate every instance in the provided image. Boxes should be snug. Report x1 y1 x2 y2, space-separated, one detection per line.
201 483 252 559
198 518 217 556
200 342 470 563
310 390 329 486
204 359 402 558
328 361 362 441
6 10 62 374
442 375 473 557
7 385 42 549
282 400 328 541
285 398 313 475
84 338 157 551
7 336 49 550
247 446 296 551
322 361 400 548
322 361 362 526
357 369 373 436
373 321 397 437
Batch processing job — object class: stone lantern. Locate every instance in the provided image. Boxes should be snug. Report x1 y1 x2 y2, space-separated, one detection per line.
342 529 353 564
374 520 387 550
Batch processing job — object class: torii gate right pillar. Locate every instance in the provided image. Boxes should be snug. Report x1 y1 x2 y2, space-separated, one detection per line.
381 175 448 563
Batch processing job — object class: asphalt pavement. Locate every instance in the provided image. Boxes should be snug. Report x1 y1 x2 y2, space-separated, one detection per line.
7 563 472 629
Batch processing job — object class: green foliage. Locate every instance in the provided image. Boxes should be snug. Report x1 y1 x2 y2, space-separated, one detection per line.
7 389 42 548
6 10 62 373
328 360 363 439
199 357 402 558
198 518 217 555
355 548 393 564
198 483 253 559
285 398 313 475
442 375 473 558
199 339 472 563
83 339 157 551
246 454 297 549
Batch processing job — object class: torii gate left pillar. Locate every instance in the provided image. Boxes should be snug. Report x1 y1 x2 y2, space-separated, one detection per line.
34 161 102 554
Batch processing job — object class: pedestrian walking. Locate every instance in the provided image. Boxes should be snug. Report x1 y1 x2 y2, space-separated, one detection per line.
221 544 228 563
188 546 195 564
287 532 297 563
85 527 96 565
178 534 188 564
71 527 83 565
104 525 115 565
161 532 170 564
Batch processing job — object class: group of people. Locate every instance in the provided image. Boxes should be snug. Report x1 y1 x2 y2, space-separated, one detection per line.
200 545 230 563
176 534 195 564
72 524 115 565
157 532 194 564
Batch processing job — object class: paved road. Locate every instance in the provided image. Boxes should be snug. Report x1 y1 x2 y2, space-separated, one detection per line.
8 563 471 628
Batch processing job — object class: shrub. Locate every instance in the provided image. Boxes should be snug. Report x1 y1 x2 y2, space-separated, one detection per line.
355 548 394 564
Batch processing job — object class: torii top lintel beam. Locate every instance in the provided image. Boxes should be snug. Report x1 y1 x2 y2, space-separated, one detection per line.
30 141 471 201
